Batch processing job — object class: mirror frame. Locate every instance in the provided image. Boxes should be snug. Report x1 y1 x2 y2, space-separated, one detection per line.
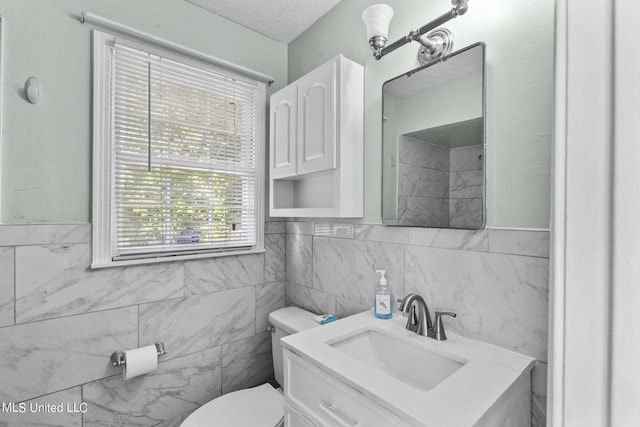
381 42 487 229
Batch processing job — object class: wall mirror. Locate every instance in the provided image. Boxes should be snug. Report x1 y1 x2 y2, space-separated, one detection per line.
382 42 486 228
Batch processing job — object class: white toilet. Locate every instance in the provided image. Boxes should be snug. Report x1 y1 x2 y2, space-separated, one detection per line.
181 306 319 427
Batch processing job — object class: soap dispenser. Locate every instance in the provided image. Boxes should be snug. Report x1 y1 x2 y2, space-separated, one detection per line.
374 270 393 319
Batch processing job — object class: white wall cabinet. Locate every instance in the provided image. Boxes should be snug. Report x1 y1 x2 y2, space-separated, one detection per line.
269 55 363 218
271 84 297 179
297 61 336 176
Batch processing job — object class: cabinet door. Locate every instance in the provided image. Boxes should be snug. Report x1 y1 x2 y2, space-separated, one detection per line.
270 84 297 179
297 61 337 175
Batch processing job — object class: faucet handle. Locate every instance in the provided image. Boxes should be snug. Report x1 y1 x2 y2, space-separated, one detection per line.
433 311 457 341
406 305 420 333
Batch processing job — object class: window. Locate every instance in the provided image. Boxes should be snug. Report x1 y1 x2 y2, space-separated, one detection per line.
92 31 265 268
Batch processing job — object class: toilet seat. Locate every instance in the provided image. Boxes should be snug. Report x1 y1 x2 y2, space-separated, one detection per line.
181 383 284 427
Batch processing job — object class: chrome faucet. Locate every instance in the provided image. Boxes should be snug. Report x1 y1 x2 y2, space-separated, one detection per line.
398 293 456 340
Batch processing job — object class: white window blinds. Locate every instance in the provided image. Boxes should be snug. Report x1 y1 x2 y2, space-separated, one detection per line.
109 42 261 260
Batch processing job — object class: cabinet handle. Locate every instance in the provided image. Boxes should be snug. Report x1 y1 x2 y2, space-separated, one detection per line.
319 401 360 427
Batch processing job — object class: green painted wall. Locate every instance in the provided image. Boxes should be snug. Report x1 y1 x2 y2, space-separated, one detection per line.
289 0 554 228
1 0 553 228
0 0 288 223
391 69 483 146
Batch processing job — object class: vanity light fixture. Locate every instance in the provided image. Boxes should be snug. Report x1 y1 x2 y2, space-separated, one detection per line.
362 0 469 63
361 3 394 54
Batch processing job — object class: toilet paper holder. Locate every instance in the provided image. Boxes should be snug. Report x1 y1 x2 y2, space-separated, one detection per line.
110 342 168 367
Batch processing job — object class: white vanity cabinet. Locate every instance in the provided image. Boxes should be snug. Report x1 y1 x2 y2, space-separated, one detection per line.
281 311 535 427
269 55 363 218
284 402 316 427
284 349 413 427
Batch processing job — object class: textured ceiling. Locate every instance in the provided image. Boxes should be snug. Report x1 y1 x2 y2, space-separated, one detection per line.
185 0 343 44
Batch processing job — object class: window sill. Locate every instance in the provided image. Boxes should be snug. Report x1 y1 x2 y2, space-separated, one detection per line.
90 247 266 269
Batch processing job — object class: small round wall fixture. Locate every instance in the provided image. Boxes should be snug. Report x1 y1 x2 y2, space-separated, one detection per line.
25 76 41 104
417 28 455 65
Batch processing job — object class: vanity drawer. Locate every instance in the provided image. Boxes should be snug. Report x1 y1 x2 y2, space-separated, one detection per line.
285 401 317 427
284 350 411 427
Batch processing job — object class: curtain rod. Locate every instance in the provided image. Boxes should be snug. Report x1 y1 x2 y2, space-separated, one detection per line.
79 12 274 85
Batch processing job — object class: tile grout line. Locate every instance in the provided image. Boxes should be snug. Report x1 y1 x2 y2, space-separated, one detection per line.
310 222 314 291
136 304 140 350
402 240 406 302
80 381 85 427
2 299 177 330
16 384 84 405
404 241 549 259
13 246 16 327
254 285 258 336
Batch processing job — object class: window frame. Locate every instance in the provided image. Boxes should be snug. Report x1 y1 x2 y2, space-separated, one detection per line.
91 31 265 269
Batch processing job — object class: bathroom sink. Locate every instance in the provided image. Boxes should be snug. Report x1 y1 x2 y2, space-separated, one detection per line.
330 328 466 391
281 311 536 426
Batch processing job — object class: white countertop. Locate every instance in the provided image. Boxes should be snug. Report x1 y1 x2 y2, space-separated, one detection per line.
281 310 535 427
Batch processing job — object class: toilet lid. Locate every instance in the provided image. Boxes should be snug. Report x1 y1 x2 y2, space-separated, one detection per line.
181 383 284 427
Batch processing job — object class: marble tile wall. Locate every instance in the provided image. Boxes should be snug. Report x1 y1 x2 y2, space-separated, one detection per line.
0 222 286 426
284 222 549 427
0 221 548 426
398 135 450 171
397 136 449 227
396 139 485 227
449 145 483 226
0 247 14 327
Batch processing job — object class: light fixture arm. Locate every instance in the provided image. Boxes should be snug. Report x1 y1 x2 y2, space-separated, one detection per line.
373 0 468 60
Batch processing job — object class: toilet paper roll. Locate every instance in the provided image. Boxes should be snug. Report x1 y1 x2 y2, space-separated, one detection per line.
123 345 158 380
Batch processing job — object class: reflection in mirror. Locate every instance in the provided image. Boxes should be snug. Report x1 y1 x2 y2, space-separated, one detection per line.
382 43 486 228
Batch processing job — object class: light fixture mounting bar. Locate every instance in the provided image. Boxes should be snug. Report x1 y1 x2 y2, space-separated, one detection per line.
375 0 468 60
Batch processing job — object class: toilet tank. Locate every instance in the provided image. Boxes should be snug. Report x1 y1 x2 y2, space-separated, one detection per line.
268 307 319 386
